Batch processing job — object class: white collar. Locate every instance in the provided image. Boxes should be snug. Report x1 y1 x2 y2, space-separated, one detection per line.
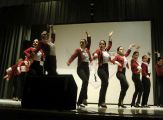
142 61 148 65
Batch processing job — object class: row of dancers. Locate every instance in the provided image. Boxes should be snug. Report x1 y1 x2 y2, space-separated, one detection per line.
3 27 163 109
67 31 163 109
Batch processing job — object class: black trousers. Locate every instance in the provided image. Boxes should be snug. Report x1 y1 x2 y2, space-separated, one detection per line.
44 55 57 75
13 72 26 99
29 61 43 76
97 63 109 105
141 76 151 106
77 62 90 105
157 76 163 105
116 68 129 104
131 74 143 105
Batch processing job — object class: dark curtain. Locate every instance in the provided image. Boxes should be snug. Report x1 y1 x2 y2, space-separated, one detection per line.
0 0 163 104
151 19 163 105
0 0 31 8
0 25 31 98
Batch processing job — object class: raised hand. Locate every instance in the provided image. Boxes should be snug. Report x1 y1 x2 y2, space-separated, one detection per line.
129 43 136 49
86 31 88 36
135 45 140 50
109 31 114 37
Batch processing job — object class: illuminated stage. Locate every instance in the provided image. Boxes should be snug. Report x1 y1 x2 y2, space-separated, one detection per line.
0 99 163 120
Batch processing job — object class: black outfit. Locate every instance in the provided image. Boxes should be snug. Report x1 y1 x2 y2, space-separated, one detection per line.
97 63 109 106
141 76 151 106
41 42 57 76
77 62 90 105
157 76 163 106
17 72 26 99
116 68 129 106
131 74 143 106
44 55 57 75
13 72 27 100
29 61 43 76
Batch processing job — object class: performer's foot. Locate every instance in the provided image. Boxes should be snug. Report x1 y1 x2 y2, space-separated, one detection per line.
77 103 85 108
118 103 127 108
98 103 107 108
142 105 150 108
160 104 163 107
82 99 88 106
131 103 135 107
135 103 141 107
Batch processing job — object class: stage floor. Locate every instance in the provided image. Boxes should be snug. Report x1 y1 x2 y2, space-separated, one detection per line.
0 99 163 120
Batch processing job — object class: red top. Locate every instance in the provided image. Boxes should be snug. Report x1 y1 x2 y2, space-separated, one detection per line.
93 40 112 66
112 49 131 72
155 64 163 77
17 57 32 74
24 47 45 60
141 62 150 77
67 36 92 65
131 59 141 74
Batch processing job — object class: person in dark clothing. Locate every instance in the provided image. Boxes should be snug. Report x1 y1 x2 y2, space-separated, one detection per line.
92 31 113 108
155 52 163 107
112 43 136 108
67 32 92 108
141 53 151 108
40 25 58 76
130 49 143 107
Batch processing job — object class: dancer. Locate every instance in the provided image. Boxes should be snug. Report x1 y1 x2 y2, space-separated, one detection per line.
24 39 45 76
3 57 33 100
155 52 163 107
67 32 92 108
3 57 32 81
112 43 135 108
40 25 58 75
141 53 151 107
130 47 143 107
92 31 113 108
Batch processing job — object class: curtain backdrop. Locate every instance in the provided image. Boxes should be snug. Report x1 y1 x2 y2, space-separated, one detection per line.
0 25 31 98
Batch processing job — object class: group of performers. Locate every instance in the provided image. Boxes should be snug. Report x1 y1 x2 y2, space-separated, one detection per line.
67 31 163 109
3 25 57 101
3 26 163 109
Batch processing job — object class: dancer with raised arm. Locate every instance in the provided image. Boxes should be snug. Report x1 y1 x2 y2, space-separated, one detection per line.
67 32 92 108
130 46 143 107
40 25 58 75
92 31 113 108
141 53 151 108
112 43 135 108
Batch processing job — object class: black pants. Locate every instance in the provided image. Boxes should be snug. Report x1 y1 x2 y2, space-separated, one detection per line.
131 74 143 105
116 68 129 104
13 72 26 99
44 55 57 75
97 63 109 105
18 72 26 99
157 76 163 105
29 61 43 76
141 76 151 106
77 62 90 105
